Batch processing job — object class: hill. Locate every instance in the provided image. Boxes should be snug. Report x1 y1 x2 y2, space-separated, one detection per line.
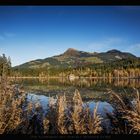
14 48 137 69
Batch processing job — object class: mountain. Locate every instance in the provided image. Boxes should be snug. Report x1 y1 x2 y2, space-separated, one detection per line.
14 48 137 69
61 48 93 57
94 49 137 62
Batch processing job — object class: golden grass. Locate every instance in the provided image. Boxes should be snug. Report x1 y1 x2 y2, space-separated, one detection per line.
42 89 103 134
0 78 26 134
123 89 140 134
107 89 140 134
2 76 140 134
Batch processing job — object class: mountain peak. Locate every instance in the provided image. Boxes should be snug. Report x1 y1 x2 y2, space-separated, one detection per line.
15 48 137 68
63 48 80 57
107 49 121 53
65 48 78 52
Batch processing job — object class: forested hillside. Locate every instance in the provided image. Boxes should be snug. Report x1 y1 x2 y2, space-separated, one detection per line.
12 49 140 78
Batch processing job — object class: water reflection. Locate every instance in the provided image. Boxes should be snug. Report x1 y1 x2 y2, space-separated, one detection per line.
86 101 113 116
26 93 113 118
12 77 138 132
44 77 139 88
11 77 140 89
27 93 49 113
10 77 140 105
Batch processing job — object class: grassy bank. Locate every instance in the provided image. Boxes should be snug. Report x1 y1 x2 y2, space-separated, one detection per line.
0 78 140 134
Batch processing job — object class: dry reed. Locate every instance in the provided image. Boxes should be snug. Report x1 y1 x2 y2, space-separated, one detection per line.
43 89 103 134
0 77 107 134
107 89 140 134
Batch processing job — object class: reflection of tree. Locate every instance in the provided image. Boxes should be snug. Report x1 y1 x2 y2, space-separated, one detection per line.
38 78 48 84
57 78 140 89
12 77 140 91
112 78 140 88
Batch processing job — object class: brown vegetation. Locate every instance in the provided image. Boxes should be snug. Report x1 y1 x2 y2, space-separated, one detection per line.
0 78 25 134
43 89 102 134
107 89 140 134
0 77 140 134
0 78 102 134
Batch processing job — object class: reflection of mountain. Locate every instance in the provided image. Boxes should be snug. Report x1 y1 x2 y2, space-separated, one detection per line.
55 78 140 89
12 78 139 103
12 77 140 90
14 48 137 69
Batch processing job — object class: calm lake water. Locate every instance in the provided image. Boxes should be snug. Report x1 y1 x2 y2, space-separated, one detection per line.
10 77 140 132
11 77 140 116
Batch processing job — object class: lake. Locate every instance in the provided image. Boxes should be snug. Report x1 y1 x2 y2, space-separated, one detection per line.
11 77 140 112
9 77 140 133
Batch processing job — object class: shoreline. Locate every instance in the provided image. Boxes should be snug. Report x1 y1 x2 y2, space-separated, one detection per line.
8 76 140 79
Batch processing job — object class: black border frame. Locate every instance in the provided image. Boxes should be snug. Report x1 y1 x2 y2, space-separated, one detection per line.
0 0 140 140
0 0 140 6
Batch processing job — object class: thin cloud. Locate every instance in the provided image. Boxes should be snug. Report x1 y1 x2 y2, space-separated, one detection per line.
88 37 124 52
124 43 140 57
88 38 140 57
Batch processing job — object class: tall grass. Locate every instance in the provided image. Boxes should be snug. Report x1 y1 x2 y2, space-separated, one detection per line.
0 77 43 134
107 89 140 134
123 89 140 134
43 89 103 134
0 77 103 134
1 76 140 134
0 77 26 134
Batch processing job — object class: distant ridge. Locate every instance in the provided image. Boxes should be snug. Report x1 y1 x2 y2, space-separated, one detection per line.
14 48 137 69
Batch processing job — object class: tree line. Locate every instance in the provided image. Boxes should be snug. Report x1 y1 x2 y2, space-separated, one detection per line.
0 54 11 77
12 58 140 78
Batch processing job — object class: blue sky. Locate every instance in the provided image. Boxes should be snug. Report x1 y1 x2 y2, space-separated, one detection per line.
0 6 140 66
